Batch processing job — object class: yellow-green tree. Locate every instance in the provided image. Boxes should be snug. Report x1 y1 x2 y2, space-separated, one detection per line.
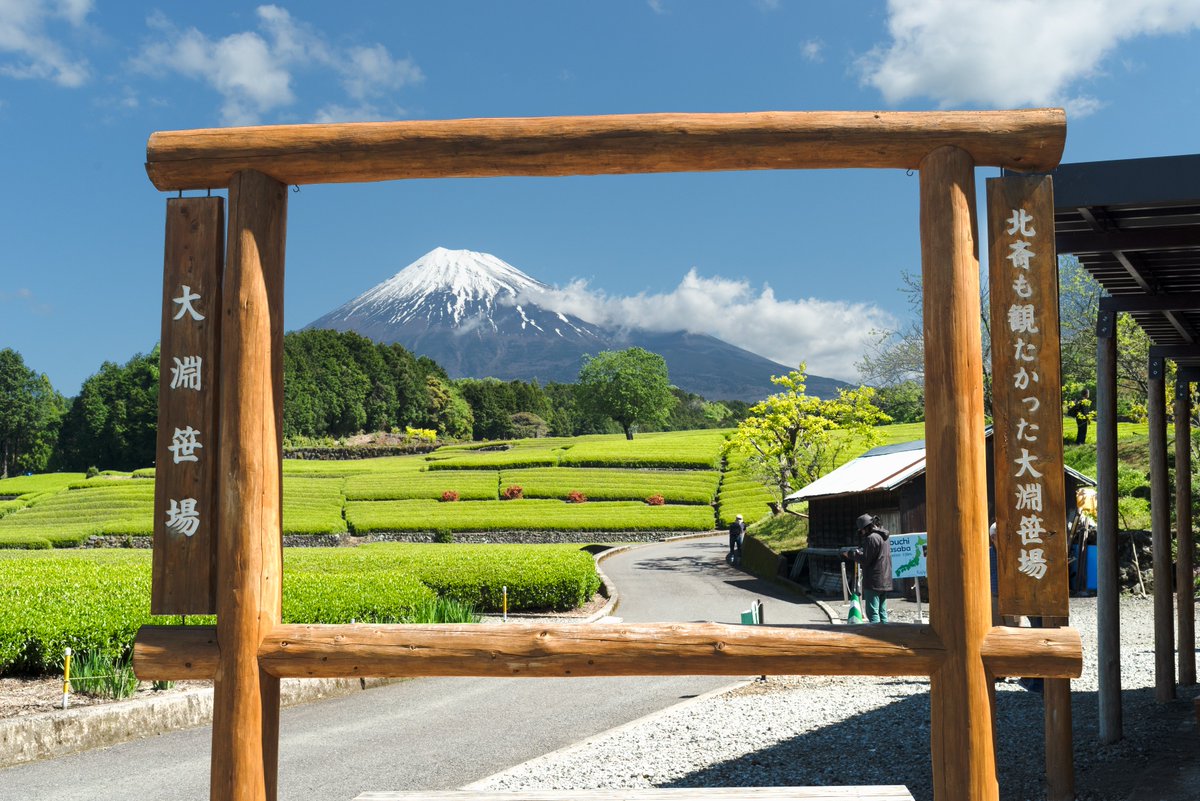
724 365 890 506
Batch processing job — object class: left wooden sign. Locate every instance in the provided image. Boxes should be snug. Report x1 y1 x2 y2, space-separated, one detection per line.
152 197 224 615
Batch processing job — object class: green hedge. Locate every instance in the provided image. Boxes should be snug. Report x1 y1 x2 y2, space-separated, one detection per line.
499 467 719 504
558 431 725 470
344 470 499 501
346 498 715 533
0 543 599 675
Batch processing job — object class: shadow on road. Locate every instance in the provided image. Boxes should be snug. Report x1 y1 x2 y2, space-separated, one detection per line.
659 682 1200 801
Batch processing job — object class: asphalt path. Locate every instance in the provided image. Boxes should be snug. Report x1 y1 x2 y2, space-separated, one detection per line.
0 534 825 801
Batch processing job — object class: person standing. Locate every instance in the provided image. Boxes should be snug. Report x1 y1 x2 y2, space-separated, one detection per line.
728 513 746 566
852 512 893 623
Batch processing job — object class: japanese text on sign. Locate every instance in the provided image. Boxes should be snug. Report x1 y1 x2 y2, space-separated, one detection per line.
987 176 1068 618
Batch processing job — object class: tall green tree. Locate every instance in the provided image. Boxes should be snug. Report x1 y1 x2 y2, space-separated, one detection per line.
577 348 675 440
724 365 891 506
0 349 65 477
57 348 159 471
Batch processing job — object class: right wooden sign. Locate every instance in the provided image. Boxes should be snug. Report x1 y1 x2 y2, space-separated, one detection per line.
987 174 1069 618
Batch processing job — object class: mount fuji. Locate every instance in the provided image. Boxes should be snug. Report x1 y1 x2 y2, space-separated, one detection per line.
306 248 849 402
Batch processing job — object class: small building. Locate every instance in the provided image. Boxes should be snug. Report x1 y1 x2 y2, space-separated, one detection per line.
783 430 1096 593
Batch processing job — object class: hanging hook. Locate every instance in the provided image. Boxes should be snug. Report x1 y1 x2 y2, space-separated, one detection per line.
291 185 301 194
177 190 183 198
905 169 914 177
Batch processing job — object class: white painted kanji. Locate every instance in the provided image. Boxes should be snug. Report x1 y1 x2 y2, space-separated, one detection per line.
166 498 200 537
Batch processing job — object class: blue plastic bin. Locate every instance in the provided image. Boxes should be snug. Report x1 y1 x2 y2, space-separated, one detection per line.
1086 545 1098 591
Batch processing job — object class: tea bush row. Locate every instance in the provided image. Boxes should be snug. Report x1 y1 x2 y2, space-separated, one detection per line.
344 470 499 501
0 543 599 674
557 431 725 469
345 498 716 534
499 467 719 504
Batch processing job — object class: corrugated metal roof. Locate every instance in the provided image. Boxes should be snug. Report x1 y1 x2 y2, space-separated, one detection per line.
783 447 926 502
783 435 1095 504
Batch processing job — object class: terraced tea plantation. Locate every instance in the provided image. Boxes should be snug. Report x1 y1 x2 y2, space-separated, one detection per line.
0 425 952 549
0 430 760 548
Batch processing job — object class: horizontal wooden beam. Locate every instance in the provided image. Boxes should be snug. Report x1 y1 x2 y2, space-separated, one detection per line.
355 789 917 801
133 624 219 679
1057 225 1200 255
145 109 1067 191
1100 293 1200 313
133 622 1081 681
1150 345 1200 362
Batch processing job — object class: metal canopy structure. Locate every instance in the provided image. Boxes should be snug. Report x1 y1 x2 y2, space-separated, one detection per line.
1053 153 1200 358
1047 152 1200 746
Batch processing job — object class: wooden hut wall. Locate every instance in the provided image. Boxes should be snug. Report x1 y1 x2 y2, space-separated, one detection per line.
807 489 899 592
900 475 927 533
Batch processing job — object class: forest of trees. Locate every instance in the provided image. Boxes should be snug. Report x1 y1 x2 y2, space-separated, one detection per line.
1 330 752 474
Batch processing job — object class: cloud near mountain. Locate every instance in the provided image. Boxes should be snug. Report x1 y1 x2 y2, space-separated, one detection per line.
520 270 893 382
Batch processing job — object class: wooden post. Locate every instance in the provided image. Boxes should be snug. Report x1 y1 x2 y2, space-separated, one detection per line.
1043 616 1074 801
920 146 997 801
1176 380 1196 686
1095 313 1122 742
210 169 287 801
1148 356 1176 702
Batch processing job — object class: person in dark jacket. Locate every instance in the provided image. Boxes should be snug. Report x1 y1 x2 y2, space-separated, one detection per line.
851 512 893 623
728 514 746 566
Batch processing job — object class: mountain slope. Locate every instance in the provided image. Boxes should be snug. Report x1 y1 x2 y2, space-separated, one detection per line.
307 248 849 402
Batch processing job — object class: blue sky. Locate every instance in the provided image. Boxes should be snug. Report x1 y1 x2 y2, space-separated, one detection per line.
3 1 1200 394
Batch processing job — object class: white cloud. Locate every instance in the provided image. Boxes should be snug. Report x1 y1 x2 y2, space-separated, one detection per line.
521 270 893 382
648 0 667 14
0 0 93 87
800 38 823 63
133 5 422 125
859 0 1200 115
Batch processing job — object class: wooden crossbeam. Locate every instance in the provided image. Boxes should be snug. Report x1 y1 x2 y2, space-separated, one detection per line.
144 109 1066 190
356 790 916 801
1099 293 1200 313
132 622 1082 682
1057 224 1200 255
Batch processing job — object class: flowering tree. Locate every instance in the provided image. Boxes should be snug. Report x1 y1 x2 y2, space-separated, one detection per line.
724 365 891 507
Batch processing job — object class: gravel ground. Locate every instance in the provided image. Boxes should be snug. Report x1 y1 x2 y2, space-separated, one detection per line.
477 596 1200 801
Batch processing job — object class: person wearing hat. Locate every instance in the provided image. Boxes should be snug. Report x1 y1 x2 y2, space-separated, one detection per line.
848 512 893 623
728 513 747 566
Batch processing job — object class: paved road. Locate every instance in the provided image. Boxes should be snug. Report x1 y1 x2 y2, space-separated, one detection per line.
0 535 824 801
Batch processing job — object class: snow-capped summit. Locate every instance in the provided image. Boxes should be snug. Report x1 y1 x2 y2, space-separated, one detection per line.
321 247 550 329
307 248 610 378
306 247 848 402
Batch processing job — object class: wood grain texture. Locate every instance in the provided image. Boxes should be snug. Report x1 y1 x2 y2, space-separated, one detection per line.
258 622 946 678
144 109 1067 190
132 624 219 679
1175 388 1196 686
130 622 1081 681
210 169 287 801
985 175 1069 618
1148 371 1176 702
152 197 223 615
1041 616 1074 801
1095 332 1123 743
354 790 916 801
919 146 998 801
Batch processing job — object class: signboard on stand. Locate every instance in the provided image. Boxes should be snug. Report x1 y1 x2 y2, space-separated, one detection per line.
987 175 1069 618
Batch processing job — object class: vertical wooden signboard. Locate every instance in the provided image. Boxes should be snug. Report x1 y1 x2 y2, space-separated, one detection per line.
152 197 224 615
987 175 1068 618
